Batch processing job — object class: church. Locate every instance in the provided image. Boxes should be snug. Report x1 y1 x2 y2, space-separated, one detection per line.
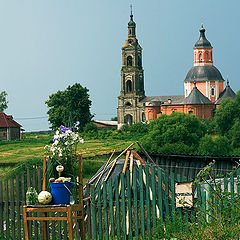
117 12 236 128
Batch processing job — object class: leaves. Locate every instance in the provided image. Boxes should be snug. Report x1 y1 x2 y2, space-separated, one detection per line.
45 83 93 130
0 91 8 112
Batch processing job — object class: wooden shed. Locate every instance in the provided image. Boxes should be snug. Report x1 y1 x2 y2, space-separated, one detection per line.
0 112 22 141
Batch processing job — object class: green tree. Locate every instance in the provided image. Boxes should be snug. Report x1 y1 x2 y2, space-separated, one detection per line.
0 91 8 112
197 135 231 155
46 83 92 130
141 112 206 154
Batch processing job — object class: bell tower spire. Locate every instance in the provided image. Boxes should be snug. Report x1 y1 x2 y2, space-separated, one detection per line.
117 9 146 129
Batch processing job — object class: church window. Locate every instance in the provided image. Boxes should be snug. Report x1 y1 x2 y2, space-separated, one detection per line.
188 111 193 114
125 102 132 107
199 53 202 61
129 29 132 35
126 80 132 92
127 56 133 66
124 114 133 126
142 112 146 122
138 56 142 67
211 88 215 96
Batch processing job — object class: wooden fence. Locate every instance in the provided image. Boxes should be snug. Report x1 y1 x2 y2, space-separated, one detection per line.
85 164 240 240
0 166 82 240
0 161 239 239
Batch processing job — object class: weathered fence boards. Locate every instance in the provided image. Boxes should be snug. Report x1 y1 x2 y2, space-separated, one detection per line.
0 166 82 240
85 164 240 240
146 153 240 181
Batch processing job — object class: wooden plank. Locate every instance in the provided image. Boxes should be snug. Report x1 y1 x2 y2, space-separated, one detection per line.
157 168 163 224
37 166 42 192
176 174 183 230
21 173 26 240
237 168 240 194
4 179 10 238
139 165 145 238
114 176 121 239
170 172 176 229
126 170 133 239
230 174 234 199
91 184 97 240
57 212 62 240
121 173 127 239
95 150 115 188
103 182 109 240
145 165 151 236
118 151 130 194
32 167 39 240
151 166 157 229
10 178 15 239
164 170 169 219
136 141 156 165
63 212 68 239
15 176 21 240
97 184 103 240
133 167 139 240
224 177 228 192
42 156 48 191
104 143 135 183
108 179 115 239
0 181 3 238
85 184 92 239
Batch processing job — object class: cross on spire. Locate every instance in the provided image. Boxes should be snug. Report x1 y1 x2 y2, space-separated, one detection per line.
130 4 133 20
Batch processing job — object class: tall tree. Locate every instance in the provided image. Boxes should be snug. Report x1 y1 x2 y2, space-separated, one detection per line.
0 91 8 112
46 83 92 130
141 112 206 154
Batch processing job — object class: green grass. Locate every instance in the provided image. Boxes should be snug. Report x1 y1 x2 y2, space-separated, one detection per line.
0 133 134 181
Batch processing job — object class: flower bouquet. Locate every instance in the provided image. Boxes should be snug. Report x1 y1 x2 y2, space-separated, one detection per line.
44 126 84 204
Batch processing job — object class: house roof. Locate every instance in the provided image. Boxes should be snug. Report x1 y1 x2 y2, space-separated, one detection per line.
141 95 185 105
194 26 212 49
185 65 224 82
0 112 22 128
183 86 213 104
93 120 117 126
215 83 236 104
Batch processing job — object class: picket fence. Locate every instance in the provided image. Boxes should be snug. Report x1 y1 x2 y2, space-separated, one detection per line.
84 164 240 240
0 166 82 240
0 164 240 239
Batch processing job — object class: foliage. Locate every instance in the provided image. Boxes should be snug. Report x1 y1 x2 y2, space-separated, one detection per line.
198 135 232 155
141 112 206 154
44 126 84 180
0 91 8 112
45 83 92 130
111 116 118 121
154 161 240 240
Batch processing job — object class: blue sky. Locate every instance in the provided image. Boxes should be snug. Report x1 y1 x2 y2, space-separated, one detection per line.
1 0 240 131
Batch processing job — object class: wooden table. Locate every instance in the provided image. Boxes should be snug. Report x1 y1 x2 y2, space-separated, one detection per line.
23 204 84 240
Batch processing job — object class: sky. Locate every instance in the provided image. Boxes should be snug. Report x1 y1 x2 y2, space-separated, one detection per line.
1 0 240 132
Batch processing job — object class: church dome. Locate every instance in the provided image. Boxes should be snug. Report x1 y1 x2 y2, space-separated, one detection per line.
184 65 224 82
194 26 212 49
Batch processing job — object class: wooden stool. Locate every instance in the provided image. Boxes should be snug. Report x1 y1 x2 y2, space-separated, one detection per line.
23 155 85 240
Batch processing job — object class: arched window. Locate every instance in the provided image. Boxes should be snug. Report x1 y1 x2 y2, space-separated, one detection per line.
199 53 202 61
188 111 193 114
127 56 133 66
142 112 146 122
211 88 215 96
126 80 132 92
129 29 132 35
125 102 132 107
138 56 142 67
124 114 133 126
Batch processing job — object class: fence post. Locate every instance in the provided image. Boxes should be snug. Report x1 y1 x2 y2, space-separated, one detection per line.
0 181 3 238
86 183 93 239
90 184 97 240
139 165 145 238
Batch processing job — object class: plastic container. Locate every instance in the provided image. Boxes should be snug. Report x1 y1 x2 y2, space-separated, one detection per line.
50 182 72 205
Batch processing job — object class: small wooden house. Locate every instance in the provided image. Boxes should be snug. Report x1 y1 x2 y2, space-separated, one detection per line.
0 112 22 141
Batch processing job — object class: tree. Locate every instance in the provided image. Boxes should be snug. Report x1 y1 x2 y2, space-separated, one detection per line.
197 135 231 155
0 91 8 112
46 83 92 130
141 112 206 154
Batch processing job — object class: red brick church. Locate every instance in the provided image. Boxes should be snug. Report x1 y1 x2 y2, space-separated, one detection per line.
117 12 236 128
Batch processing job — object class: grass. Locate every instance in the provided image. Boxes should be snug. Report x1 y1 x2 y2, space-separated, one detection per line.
0 132 134 181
